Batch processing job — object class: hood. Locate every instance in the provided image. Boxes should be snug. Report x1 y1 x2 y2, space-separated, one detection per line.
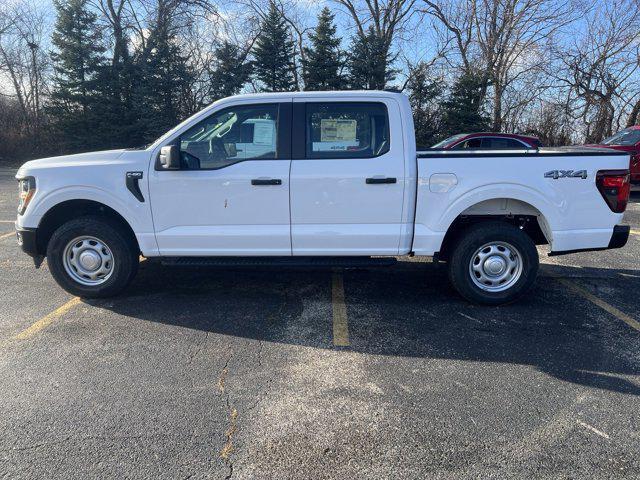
16 149 127 177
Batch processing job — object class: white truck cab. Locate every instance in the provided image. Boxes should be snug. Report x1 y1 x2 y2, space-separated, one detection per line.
15 91 631 304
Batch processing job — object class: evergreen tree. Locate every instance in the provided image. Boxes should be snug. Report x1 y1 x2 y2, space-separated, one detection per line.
407 63 444 149
253 3 297 92
133 15 194 142
209 41 252 100
441 71 491 136
302 7 344 90
347 26 396 90
94 22 137 149
49 0 106 152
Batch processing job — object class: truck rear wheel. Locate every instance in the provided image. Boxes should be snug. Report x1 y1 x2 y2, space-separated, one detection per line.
46 216 138 298
447 221 538 305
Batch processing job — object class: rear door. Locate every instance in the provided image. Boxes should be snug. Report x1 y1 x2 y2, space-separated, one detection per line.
149 101 292 256
289 98 406 255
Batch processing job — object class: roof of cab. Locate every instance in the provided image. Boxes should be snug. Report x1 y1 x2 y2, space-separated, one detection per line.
223 90 406 101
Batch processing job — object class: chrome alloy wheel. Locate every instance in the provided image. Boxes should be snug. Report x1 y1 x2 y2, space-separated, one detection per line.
62 236 115 286
468 241 523 292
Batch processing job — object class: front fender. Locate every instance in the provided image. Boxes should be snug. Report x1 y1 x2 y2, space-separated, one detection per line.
19 185 158 256
25 186 139 228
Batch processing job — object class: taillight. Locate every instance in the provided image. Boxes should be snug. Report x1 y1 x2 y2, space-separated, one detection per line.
596 170 630 213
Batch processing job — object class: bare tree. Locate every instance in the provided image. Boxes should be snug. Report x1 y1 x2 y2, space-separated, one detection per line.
330 0 417 87
331 0 417 48
551 0 640 142
0 0 51 147
422 0 575 131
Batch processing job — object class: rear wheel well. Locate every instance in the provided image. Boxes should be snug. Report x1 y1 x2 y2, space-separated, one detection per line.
37 200 139 256
437 214 548 262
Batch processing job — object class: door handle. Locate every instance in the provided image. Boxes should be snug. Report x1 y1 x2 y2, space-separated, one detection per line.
251 178 282 186
366 177 397 184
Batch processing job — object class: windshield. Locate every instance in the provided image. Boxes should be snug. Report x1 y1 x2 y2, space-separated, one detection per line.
602 129 640 146
432 134 467 148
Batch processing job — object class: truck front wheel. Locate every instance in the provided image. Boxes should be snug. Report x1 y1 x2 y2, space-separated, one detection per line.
447 222 539 305
46 216 139 298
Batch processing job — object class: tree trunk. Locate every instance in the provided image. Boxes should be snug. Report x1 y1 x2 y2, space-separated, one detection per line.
492 82 503 132
627 98 640 127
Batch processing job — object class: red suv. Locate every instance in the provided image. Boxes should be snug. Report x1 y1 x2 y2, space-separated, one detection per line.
585 126 640 184
432 133 542 150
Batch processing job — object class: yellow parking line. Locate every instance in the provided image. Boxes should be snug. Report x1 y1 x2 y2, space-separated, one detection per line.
630 229 640 236
0 220 15 223
0 231 15 240
557 278 640 332
332 270 349 346
13 297 81 340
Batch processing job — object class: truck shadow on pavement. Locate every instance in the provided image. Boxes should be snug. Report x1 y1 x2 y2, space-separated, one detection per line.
87 260 640 396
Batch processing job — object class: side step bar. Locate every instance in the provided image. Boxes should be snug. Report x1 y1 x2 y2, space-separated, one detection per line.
161 256 397 268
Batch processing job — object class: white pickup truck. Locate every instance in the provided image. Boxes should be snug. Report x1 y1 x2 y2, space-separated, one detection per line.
15 91 631 304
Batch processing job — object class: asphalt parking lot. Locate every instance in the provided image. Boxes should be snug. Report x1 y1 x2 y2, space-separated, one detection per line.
0 167 639 479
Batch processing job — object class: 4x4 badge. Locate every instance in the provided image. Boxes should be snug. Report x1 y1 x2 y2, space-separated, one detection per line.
544 169 588 179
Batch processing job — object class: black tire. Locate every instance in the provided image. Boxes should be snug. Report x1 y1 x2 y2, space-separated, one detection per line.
447 221 539 305
46 216 139 298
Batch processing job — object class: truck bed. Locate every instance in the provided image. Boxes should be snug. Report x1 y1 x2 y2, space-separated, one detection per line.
411 147 630 256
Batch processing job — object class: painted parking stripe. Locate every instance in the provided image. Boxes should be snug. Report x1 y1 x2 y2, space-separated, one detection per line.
630 229 640 237
13 297 81 340
558 278 640 332
576 420 610 439
0 231 15 240
0 220 15 223
331 270 349 346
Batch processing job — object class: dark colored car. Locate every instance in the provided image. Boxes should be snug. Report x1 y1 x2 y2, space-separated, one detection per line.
432 133 542 150
585 126 640 184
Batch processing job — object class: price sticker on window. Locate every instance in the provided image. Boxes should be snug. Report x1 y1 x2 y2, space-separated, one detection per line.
320 119 357 142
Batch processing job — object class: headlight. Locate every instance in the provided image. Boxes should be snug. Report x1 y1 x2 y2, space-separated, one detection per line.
17 176 36 215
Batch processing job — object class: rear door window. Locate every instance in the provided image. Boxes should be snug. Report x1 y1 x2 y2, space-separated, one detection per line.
305 102 390 159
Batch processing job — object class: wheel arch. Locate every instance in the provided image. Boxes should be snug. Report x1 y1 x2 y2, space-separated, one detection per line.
36 199 139 256
437 197 551 262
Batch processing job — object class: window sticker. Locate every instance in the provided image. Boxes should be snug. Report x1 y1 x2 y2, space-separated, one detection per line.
252 120 275 145
320 119 357 142
314 119 359 151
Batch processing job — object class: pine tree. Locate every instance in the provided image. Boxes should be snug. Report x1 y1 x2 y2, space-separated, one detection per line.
133 15 194 142
441 71 491 136
302 7 344 90
49 0 106 152
408 63 444 149
253 3 297 92
347 26 396 90
94 21 137 149
209 41 252 100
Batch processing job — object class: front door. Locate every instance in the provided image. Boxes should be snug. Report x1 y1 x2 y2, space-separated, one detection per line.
289 98 406 255
149 101 292 256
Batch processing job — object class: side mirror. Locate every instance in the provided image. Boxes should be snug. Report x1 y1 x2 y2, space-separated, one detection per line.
159 145 180 169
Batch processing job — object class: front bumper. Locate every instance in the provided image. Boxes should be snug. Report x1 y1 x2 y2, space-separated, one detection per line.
549 225 630 256
15 226 39 257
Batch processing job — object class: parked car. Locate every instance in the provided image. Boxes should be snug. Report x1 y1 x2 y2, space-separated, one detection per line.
584 126 640 184
14 91 631 305
432 132 542 150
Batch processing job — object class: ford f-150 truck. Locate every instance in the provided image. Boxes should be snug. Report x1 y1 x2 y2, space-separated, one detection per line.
14 91 631 304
